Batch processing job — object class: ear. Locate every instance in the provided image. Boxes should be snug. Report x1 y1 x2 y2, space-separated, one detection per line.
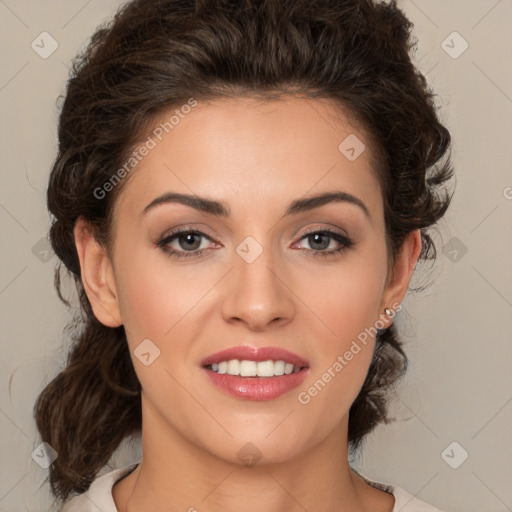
73 217 122 327
379 229 422 328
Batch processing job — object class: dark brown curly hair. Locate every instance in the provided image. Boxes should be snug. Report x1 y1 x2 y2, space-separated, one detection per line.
34 0 454 505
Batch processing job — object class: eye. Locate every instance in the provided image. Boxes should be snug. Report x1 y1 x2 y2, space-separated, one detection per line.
157 227 354 260
157 228 218 259
294 229 354 257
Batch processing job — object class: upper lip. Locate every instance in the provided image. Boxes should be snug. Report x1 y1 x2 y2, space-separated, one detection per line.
201 346 309 368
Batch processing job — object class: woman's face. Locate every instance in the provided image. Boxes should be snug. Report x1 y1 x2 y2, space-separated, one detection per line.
78 95 418 466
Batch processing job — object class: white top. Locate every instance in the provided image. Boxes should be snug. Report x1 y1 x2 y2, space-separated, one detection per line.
60 462 446 512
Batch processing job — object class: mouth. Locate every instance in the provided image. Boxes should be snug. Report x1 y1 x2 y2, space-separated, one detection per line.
200 346 310 400
204 359 304 377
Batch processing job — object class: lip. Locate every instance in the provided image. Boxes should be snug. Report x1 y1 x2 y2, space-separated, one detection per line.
200 346 310 401
202 368 309 400
201 346 309 368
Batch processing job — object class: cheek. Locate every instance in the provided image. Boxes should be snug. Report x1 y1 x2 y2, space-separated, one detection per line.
114 245 216 341
293 247 387 411
298 252 387 350
295 281 380 435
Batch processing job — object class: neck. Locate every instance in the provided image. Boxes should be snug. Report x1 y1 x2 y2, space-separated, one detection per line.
113 398 394 512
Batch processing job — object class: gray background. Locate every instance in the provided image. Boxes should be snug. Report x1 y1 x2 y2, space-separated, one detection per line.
1 1 511 511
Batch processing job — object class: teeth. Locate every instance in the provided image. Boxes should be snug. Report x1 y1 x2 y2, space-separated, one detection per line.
273 360 285 376
208 359 301 377
227 359 240 375
240 360 257 377
256 360 274 377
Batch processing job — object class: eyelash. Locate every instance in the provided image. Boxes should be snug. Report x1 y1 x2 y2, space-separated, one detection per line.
157 227 354 260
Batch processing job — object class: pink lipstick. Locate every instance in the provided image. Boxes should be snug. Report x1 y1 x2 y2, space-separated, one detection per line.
201 346 309 401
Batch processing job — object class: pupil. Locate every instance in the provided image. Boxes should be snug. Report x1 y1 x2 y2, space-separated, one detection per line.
181 234 200 250
310 233 328 250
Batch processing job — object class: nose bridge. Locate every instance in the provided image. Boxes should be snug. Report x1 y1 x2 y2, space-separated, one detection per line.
220 235 294 329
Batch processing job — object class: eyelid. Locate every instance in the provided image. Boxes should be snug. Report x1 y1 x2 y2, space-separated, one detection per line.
295 224 350 239
159 223 218 238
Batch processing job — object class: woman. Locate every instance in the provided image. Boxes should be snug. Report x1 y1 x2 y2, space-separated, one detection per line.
35 0 454 510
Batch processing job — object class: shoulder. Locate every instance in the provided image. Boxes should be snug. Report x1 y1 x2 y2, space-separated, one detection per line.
59 463 449 512
389 485 448 512
59 462 140 512
353 469 448 512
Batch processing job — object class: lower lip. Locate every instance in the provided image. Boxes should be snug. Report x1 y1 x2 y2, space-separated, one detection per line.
202 367 309 400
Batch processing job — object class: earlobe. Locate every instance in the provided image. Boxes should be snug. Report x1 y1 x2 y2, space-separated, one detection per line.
73 217 123 327
380 229 422 327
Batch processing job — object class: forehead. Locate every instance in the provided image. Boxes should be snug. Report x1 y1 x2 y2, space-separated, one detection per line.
112 95 382 224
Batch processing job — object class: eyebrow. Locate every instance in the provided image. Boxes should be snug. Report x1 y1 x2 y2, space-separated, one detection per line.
141 191 370 220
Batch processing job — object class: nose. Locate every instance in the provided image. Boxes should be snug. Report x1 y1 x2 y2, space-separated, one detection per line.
220 243 295 331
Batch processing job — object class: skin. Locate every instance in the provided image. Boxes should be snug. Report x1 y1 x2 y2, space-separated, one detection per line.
74 95 421 512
